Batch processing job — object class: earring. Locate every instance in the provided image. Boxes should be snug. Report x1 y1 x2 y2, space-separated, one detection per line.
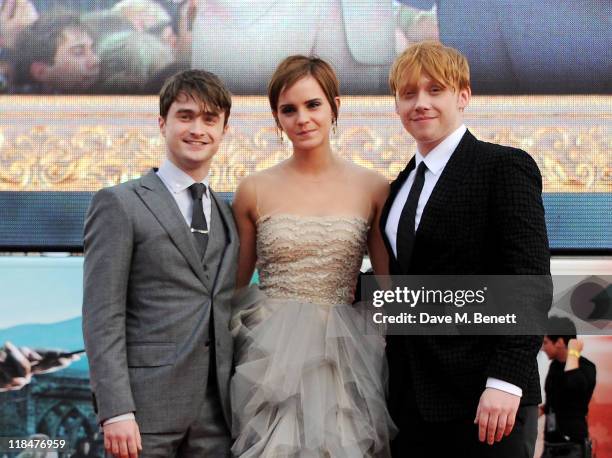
277 127 284 143
332 119 337 135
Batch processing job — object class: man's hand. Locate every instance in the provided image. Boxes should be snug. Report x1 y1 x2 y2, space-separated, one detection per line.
103 419 142 458
568 338 584 353
0 0 39 49
565 338 584 371
474 387 521 445
0 342 33 391
176 0 197 62
30 350 81 374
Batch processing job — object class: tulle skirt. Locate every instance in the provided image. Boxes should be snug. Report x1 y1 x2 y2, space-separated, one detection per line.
229 286 397 457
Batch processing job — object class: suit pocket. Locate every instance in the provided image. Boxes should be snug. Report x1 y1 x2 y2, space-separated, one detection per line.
126 343 175 367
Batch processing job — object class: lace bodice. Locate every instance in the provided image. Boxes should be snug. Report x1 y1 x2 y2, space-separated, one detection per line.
256 214 369 305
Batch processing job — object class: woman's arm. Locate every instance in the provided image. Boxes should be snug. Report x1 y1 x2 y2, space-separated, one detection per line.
233 175 258 289
367 172 391 276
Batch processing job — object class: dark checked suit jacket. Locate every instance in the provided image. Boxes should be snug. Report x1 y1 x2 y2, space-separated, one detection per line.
380 130 552 423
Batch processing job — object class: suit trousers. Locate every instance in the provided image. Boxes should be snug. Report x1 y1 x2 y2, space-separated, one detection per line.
107 381 231 458
391 401 537 458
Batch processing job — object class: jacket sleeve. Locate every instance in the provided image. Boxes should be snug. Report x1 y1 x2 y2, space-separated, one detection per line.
82 187 136 423
485 149 553 391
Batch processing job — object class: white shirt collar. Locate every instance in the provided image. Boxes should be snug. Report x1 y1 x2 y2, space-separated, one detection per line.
415 124 467 175
157 158 209 194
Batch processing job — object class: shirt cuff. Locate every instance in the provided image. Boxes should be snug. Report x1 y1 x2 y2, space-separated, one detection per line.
103 413 135 426
486 377 522 397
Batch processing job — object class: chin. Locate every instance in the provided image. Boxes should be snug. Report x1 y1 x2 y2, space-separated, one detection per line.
182 151 212 164
294 137 323 149
412 134 435 144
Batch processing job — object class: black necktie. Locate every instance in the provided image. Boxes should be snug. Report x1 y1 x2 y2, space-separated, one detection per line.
396 161 428 268
189 183 208 257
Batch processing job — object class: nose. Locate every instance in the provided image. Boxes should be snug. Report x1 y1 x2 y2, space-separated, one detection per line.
190 117 207 136
296 107 309 126
413 90 430 112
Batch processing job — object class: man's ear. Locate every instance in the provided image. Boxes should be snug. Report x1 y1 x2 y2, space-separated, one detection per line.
29 62 50 83
458 86 471 111
158 115 166 136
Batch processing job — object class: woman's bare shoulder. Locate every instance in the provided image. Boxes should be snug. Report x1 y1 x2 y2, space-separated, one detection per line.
239 160 288 188
341 159 389 190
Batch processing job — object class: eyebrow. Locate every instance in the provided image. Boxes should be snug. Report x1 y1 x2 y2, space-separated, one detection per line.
278 97 322 109
400 81 446 92
175 109 220 117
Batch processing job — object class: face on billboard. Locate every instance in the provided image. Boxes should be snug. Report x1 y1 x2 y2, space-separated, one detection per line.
30 27 100 92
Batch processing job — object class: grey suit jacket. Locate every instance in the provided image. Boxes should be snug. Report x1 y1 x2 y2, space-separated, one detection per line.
82 169 238 433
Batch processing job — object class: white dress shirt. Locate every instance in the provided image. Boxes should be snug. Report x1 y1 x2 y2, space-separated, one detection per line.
384 124 522 398
385 124 466 257
156 158 212 228
103 159 212 426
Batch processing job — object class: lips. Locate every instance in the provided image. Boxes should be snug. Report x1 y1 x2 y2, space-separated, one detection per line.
297 129 317 136
412 116 436 122
183 139 208 146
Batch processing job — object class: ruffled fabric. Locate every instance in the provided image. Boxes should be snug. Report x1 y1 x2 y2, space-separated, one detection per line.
230 286 396 458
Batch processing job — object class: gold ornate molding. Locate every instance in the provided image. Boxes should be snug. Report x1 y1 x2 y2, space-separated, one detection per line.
0 95 610 192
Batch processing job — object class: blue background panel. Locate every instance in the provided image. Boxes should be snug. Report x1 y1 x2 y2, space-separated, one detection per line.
0 192 610 252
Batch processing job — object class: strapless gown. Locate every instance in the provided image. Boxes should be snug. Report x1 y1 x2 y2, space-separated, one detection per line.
230 214 396 457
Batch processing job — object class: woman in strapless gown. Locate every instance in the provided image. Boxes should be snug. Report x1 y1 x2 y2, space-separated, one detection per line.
230 55 396 457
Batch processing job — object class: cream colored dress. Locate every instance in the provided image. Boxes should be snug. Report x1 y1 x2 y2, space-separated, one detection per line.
230 213 396 457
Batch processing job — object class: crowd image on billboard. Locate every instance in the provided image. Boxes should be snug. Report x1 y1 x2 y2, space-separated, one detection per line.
0 0 610 96
0 0 193 95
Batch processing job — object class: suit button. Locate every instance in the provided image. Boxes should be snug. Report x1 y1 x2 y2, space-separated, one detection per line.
204 340 210 347
203 265 208 271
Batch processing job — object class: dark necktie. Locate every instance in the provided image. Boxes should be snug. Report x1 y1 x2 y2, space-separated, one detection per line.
396 161 428 268
189 183 209 257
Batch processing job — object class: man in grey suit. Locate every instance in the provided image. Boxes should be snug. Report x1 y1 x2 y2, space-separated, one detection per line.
83 70 238 457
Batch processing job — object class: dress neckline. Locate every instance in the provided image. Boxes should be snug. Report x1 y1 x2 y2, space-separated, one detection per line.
255 213 369 227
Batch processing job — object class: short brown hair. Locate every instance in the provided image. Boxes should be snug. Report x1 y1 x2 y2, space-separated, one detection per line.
389 41 470 95
268 55 339 126
159 69 232 125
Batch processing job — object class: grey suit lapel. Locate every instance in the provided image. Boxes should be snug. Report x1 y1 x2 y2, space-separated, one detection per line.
136 169 210 292
209 189 237 296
